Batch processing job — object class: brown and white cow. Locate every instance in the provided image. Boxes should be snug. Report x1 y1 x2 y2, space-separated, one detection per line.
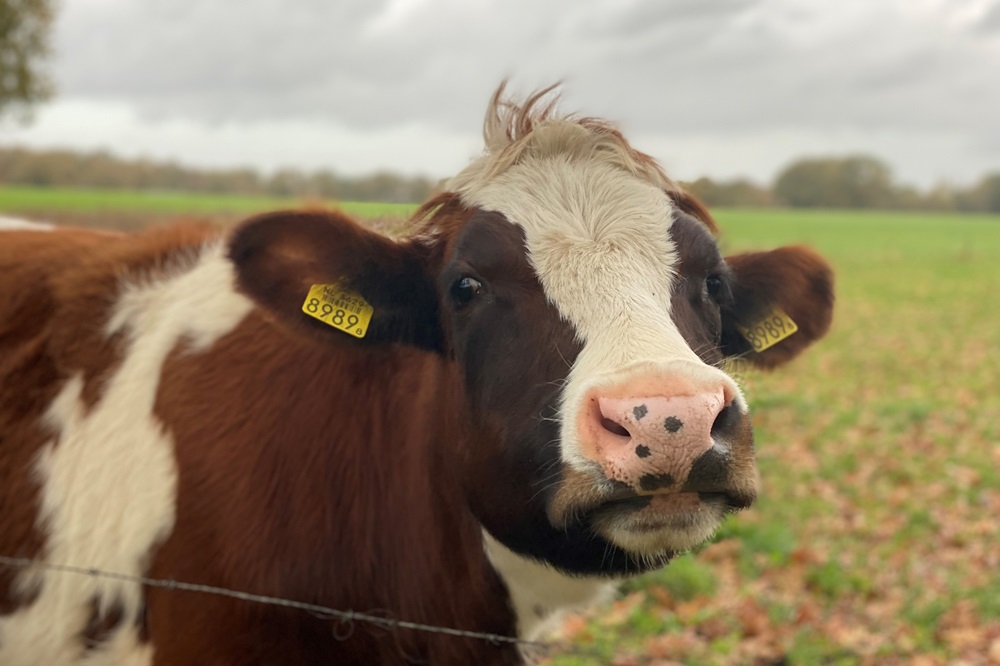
0 86 834 664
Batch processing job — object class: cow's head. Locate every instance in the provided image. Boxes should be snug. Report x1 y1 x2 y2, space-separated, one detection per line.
230 85 834 577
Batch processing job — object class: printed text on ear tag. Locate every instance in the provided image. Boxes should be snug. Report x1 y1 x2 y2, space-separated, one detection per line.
736 307 798 352
301 284 374 339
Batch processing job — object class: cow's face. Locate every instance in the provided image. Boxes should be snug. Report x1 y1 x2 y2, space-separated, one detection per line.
230 90 834 578
431 160 833 575
436 207 742 564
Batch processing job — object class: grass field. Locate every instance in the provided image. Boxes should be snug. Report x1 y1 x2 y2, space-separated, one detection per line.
2 188 998 664
0 184 417 224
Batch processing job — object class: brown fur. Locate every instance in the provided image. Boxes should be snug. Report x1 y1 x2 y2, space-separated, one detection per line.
0 229 115 613
0 219 522 663
148 313 518 664
724 246 835 368
0 226 221 615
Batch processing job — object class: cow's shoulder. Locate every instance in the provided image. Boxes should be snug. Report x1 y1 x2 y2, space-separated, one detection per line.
0 220 243 665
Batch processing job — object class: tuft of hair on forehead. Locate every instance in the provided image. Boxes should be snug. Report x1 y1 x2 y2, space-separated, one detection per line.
447 81 686 205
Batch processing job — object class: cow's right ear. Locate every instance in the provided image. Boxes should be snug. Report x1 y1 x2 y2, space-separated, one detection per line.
228 209 445 352
720 245 834 368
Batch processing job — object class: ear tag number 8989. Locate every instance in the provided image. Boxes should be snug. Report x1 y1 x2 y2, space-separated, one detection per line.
737 307 798 352
302 284 374 339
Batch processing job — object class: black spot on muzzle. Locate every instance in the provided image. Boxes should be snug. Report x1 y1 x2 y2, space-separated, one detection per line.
639 473 675 492
664 416 683 433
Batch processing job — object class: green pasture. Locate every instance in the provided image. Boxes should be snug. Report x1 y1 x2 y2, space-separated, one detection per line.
0 184 416 219
2 186 998 663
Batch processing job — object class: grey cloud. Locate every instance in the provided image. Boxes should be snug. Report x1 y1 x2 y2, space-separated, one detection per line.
579 0 760 39
49 0 1000 147
973 2 1000 34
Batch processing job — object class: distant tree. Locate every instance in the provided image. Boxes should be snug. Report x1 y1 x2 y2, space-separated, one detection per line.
958 173 1000 212
685 177 775 207
0 0 55 120
921 183 960 212
267 168 311 197
980 174 1000 212
774 155 897 209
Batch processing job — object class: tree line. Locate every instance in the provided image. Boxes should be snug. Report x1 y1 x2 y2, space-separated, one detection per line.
686 155 1000 213
0 146 439 203
2 145 1000 212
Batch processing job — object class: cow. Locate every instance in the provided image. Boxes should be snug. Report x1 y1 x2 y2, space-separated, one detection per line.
0 85 834 665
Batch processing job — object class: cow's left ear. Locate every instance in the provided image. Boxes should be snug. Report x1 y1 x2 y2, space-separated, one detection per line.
720 246 834 368
228 209 445 352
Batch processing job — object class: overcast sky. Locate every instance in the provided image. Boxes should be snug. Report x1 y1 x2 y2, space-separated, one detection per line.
3 0 999 187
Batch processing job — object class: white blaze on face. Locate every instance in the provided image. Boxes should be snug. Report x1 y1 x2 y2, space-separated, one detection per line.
456 149 718 471
0 243 254 665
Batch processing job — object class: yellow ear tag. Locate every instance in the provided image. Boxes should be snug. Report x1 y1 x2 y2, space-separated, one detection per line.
736 306 798 353
301 284 374 339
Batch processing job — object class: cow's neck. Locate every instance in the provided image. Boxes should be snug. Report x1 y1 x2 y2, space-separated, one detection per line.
156 316 464 583
151 303 526 652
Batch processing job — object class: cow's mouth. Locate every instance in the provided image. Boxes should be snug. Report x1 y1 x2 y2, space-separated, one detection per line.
588 488 749 519
589 491 726 523
584 490 752 555
547 465 756 556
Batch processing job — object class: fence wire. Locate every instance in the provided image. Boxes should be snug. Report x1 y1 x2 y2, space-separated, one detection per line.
0 554 608 663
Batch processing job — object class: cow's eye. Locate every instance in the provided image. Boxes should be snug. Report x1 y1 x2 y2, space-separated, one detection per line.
705 274 725 302
450 276 483 308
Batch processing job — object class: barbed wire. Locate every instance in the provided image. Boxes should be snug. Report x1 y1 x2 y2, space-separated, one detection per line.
0 554 608 663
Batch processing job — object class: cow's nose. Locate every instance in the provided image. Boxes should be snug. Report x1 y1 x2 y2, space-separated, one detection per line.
585 389 737 492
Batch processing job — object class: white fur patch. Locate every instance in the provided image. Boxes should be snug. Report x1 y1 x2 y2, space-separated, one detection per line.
483 532 615 642
0 242 254 665
0 215 54 231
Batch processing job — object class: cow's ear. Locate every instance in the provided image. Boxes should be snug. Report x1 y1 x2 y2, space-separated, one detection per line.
228 209 445 352
720 246 834 368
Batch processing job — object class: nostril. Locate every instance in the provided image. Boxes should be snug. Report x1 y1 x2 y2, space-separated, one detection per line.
599 416 631 438
710 401 740 440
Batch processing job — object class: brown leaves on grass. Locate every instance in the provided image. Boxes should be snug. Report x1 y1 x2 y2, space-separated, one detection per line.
644 631 703 659
936 600 999 656
599 592 647 627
